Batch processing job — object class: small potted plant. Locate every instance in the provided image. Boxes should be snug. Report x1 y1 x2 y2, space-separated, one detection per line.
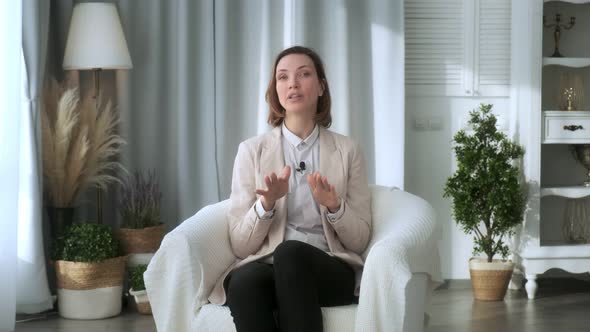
52 223 127 319
115 170 165 265
443 104 526 301
128 264 151 314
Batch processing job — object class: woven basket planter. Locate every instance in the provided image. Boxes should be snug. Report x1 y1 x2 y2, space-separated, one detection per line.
129 288 152 315
55 256 127 319
114 224 165 254
469 258 514 301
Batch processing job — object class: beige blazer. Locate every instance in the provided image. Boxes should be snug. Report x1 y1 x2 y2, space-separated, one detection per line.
208 126 372 305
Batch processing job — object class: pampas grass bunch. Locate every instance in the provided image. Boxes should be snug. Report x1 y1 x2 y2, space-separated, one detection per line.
41 80 126 207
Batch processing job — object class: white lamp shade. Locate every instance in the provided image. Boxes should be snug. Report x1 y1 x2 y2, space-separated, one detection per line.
63 3 132 70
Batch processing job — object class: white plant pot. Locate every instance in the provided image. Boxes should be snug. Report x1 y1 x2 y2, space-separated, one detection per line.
469 257 514 271
129 288 149 302
129 288 152 314
57 286 123 319
127 253 154 268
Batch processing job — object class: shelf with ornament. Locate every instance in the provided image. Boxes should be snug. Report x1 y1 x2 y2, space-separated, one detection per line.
543 57 590 68
541 185 590 198
544 0 590 4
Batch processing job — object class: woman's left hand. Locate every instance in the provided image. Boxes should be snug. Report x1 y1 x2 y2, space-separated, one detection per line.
307 172 341 213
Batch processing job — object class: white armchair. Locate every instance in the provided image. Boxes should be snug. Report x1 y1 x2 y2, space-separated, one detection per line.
144 185 442 332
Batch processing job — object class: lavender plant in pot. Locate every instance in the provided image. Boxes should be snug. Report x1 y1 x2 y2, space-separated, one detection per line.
115 170 165 267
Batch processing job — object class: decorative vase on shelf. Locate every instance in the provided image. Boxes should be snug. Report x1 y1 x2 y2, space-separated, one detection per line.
46 207 75 241
559 72 584 111
562 198 590 243
572 145 590 187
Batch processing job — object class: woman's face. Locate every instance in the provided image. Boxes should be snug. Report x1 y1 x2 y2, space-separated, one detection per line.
275 53 324 117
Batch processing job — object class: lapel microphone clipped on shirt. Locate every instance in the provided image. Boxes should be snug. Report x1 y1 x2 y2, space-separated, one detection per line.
296 161 306 173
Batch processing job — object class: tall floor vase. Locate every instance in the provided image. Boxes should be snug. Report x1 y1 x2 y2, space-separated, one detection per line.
45 207 75 294
46 207 74 241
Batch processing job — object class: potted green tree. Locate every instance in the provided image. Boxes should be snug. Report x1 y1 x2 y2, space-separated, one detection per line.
115 170 165 266
128 264 151 315
51 223 127 319
443 104 526 301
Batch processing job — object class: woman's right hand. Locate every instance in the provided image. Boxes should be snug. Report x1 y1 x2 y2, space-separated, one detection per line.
255 166 291 211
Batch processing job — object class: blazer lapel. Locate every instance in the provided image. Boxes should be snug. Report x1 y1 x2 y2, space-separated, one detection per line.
259 126 287 246
319 127 345 202
259 127 284 181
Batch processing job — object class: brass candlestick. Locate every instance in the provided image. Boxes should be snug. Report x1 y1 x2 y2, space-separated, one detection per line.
543 13 575 57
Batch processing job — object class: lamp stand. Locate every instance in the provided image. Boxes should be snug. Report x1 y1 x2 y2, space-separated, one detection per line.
93 68 103 224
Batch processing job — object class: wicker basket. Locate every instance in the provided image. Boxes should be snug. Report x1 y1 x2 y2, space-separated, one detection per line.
136 301 152 315
129 288 152 315
114 224 165 254
55 256 127 290
469 258 514 301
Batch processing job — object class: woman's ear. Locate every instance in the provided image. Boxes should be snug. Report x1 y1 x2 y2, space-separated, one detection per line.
319 79 326 97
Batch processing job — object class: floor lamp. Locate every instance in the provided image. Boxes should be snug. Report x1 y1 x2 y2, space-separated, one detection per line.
63 3 133 223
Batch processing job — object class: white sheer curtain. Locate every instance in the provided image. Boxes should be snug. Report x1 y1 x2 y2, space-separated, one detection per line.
0 1 23 331
50 0 404 229
212 0 404 197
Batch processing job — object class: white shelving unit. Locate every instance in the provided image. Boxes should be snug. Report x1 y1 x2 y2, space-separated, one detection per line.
512 0 590 299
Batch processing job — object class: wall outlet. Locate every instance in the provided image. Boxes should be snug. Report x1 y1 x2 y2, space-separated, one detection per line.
428 116 442 130
414 116 428 130
415 114 442 131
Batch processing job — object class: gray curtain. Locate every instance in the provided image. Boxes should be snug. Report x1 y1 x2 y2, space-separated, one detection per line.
17 0 53 314
47 0 404 230
116 0 220 227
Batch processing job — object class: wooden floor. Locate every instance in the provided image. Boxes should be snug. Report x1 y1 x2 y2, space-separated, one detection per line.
15 309 156 332
14 279 590 332
426 279 590 332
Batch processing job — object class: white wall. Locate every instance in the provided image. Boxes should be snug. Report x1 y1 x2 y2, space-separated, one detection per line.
405 96 511 279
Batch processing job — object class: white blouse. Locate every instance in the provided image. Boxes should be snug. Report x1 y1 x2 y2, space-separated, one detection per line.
254 123 344 253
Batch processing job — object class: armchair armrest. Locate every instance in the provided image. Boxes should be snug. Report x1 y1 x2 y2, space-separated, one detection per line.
145 199 235 332
355 187 442 332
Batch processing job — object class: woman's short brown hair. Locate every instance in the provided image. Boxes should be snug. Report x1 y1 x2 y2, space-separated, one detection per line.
265 46 332 128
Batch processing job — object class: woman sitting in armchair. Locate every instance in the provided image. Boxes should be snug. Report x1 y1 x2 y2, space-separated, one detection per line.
208 46 372 332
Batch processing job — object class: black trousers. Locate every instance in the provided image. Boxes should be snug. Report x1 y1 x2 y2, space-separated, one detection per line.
224 240 356 332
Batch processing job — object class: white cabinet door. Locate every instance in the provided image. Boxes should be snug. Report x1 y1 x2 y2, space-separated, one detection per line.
474 0 511 96
405 0 465 96
405 0 511 97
